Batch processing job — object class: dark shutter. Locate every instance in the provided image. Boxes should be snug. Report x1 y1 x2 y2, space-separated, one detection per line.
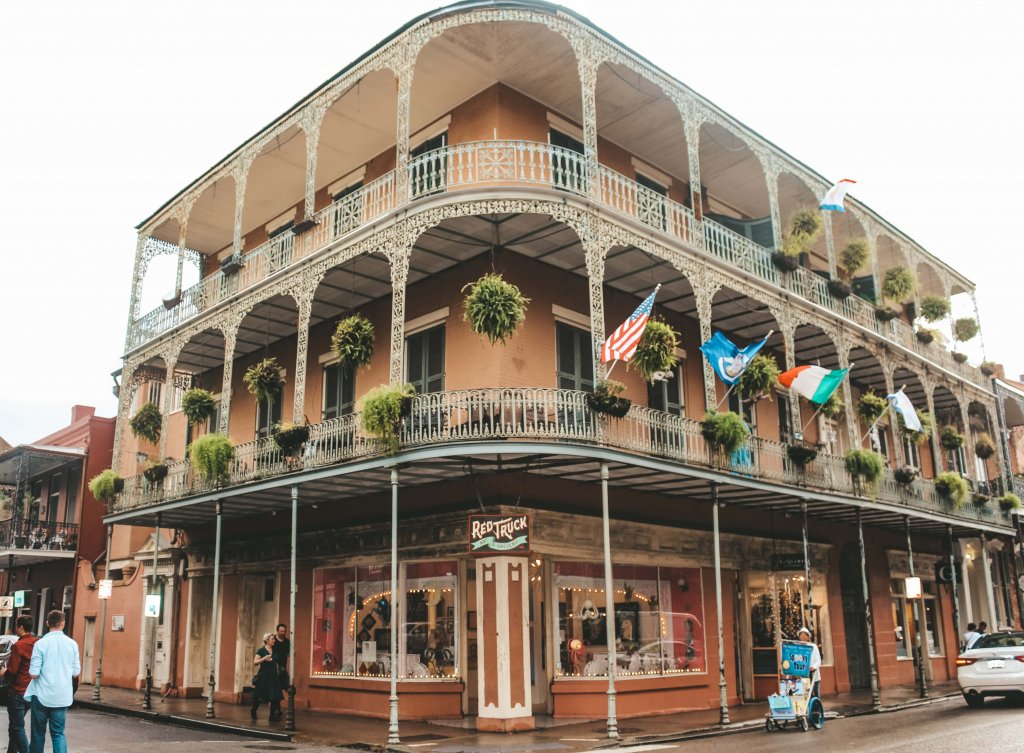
406 325 445 394
555 322 594 391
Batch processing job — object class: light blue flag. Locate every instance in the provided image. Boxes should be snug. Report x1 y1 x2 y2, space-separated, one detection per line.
699 331 768 387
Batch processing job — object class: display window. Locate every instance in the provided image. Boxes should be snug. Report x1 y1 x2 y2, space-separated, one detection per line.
890 578 943 658
553 561 706 678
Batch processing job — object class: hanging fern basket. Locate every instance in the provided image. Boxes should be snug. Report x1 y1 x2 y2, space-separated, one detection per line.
462 273 530 345
273 422 311 454
587 380 631 417
786 444 819 469
130 402 162 444
630 319 679 383
331 314 375 369
244 358 285 404
182 388 217 426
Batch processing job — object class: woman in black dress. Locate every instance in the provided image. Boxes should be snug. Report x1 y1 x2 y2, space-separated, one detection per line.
251 632 283 721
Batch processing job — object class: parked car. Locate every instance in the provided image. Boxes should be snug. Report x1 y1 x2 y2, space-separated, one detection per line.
956 631 1024 707
0 634 19 705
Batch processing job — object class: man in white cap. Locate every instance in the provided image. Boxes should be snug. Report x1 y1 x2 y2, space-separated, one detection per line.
797 626 822 698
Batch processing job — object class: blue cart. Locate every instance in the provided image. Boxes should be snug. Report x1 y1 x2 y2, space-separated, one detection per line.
765 640 824 732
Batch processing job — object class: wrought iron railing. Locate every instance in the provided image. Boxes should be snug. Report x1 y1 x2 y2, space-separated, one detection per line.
127 140 986 387
0 519 79 552
112 389 1004 528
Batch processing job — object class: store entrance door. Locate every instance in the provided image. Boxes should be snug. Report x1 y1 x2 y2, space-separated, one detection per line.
839 545 871 689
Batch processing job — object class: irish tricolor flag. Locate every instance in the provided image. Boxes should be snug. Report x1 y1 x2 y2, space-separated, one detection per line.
779 365 849 403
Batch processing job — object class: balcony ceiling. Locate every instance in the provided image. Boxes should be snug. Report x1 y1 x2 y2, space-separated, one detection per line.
0 446 84 486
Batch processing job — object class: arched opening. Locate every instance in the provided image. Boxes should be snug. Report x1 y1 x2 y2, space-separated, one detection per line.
777 173 827 274
173 328 228 451
792 324 845 454
240 125 307 256
184 173 237 277
698 123 771 249
847 347 890 460
933 384 964 474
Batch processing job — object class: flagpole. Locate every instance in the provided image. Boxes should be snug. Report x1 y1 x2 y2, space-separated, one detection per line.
800 363 854 434
859 383 906 445
605 360 618 380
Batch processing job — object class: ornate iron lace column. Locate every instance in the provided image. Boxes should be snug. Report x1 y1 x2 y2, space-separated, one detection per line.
292 283 315 423
124 234 150 351
387 246 411 386
576 47 600 203
218 317 241 436
837 338 859 449
394 50 412 205
764 157 783 253
694 270 720 411
112 359 140 475
231 150 256 257
585 244 607 380
681 102 704 224
301 104 326 222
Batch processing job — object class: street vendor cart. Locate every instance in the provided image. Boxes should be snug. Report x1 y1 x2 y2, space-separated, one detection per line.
765 640 825 732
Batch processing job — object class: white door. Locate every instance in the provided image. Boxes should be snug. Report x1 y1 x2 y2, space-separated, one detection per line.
82 617 95 680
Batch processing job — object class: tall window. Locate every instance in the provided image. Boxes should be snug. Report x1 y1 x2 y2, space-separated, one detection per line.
256 394 282 439
727 391 757 433
323 363 356 420
146 380 163 408
47 474 61 523
777 391 793 444
406 326 445 394
555 322 594 391
410 132 448 198
647 365 683 416
65 466 80 524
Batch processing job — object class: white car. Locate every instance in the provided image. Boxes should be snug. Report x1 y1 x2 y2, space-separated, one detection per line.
956 631 1024 707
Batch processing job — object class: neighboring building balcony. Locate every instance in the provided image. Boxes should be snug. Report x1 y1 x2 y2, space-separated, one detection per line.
126 140 987 389
0 518 79 565
111 387 1009 529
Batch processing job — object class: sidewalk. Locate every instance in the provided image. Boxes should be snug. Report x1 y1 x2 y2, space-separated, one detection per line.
74 681 961 751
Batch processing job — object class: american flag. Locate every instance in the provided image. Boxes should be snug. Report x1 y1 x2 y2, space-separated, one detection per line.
601 285 661 363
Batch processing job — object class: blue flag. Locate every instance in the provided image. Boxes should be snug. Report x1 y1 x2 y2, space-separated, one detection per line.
699 331 768 386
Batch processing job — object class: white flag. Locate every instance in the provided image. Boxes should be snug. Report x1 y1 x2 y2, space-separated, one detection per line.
887 389 922 433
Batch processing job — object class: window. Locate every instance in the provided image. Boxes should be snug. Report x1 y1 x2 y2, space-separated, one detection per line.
777 391 793 444
256 394 282 439
904 436 921 470
323 363 355 420
406 326 445 394
635 173 668 231
890 578 943 658
410 132 448 198
727 391 757 433
746 570 833 675
65 466 80 524
549 129 586 193
554 562 706 677
555 322 594 391
647 366 683 416
312 561 458 679
47 474 61 523
147 380 163 408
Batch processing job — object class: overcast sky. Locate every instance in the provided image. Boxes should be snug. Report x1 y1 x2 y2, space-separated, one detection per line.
1 0 1021 445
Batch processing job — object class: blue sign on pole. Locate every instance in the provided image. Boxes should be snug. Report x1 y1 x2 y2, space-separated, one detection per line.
13 591 26 608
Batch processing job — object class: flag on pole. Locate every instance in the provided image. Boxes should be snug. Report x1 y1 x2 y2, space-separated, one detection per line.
699 331 768 386
601 285 660 363
819 179 856 212
886 389 923 433
779 365 849 403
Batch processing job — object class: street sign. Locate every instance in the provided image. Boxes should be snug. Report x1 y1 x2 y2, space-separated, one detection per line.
144 594 161 617
0 596 13 618
98 579 113 600
13 591 27 608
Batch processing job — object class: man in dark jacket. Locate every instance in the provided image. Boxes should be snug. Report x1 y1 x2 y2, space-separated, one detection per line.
1 616 40 753
272 623 290 690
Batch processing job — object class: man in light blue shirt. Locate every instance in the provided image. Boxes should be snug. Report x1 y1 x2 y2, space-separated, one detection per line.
24 610 80 753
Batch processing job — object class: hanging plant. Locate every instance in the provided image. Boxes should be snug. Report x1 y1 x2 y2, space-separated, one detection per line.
893 467 918 486
839 238 871 276
952 352 969 364
999 493 1022 512
462 273 530 345
827 279 852 299
813 389 845 420
786 444 818 469
934 471 970 508
773 208 823 271
701 411 750 457
974 432 996 460
915 327 938 345
630 319 679 383
88 469 123 504
771 251 801 272
587 379 632 417
737 354 780 402
898 410 934 445
130 402 162 444
979 361 997 377
182 388 216 427
243 358 285 404
273 422 310 454
973 493 991 507
939 426 964 450
875 306 900 322
189 434 235 486
143 458 169 484
881 266 916 305
331 314 375 369
919 296 951 323
844 449 883 493
857 391 888 425
361 384 416 455
953 317 979 343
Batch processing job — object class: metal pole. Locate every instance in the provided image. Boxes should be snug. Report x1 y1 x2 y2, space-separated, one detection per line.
947 526 963 649
599 463 618 739
143 513 161 710
857 510 881 710
905 516 928 698
801 501 813 639
712 483 730 724
979 532 998 628
285 485 298 732
93 524 113 701
388 468 400 745
206 501 222 719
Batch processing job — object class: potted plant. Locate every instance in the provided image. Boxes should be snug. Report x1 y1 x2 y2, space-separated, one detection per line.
844 449 883 494
273 422 310 455
974 432 996 460
953 317 979 343
876 265 916 321
88 469 124 505
244 358 285 404
587 379 632 417
361 384 416 455
827 279 852 299
919 295 951 323
189 434 235 486
737 354 780 402
952 352 969 364
899 410 933 446
893 467 918 486
462 273 530 345
182 387 217 427
933 471 970 508
701 411 750 458
940 426 964 451
630 319 679 383
998 493 1022 513
857 391 888 425
143 458 169 484
773 208 822 272
331 314 375 369
220 253 244 275
813 389 845 420
979 361 998 377
915 327 938 345
130 401 162 444
973 493 991 507
786 444 818 469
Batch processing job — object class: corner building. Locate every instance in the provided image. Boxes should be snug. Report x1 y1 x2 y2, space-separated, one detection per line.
105 1 1019 732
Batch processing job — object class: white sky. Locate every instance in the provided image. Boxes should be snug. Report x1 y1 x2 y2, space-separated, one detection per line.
1 0 1021 445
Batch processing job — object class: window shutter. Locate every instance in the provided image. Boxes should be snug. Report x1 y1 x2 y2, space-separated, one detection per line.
323 365 341 420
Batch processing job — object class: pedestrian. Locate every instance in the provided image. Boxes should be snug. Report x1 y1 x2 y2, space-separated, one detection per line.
24 610 80 753
796 626 822 699
0 616 39 753
251 632 282 722
272 623 290 690
963 622 979 651
969 621 988 649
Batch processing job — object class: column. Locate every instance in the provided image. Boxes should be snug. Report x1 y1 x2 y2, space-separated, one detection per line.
218 323 239 436
682 103 704 223
205 500 223 719
292 286 314 423
93 525 113 701
923 381 943 474
712 484 730 724
143 513 162 710
599 464 617 738
388 247 411 386
905 516 928 698
585 245 607 381
394 56 412 204
388 468 401 744
781 320 801 441
947 526 963 650
857 511 881 710
125 234 150 350
695 272 719 411
765 159 783 252
883 364 907 469
960 402 977 481
837 344 859 449
286 485 298 731
111 364 138 475
576 49 599 202
301 105 325 221
979 532 999 629
801 502 813 637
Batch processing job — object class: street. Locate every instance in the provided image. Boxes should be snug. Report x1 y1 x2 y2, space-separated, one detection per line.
2 698 1022 752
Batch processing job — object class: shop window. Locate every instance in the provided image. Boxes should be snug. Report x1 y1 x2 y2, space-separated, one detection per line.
745 569 832 680
312 561 458 680
323 362 355 421
890 578 943 658
554 561 706 678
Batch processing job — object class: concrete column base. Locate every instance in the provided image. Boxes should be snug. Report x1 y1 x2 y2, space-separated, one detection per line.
476 715 536 732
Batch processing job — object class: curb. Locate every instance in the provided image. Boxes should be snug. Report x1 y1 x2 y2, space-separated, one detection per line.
74 699 292 742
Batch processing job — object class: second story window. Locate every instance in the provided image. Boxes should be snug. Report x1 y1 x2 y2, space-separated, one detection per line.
776 391 792 444
65 466 80 524
146 380 163 409
323 363 355 421
256 392 283 440
47 473 62 523
406 325 445 394
647 365 683 416
410 132 448 198
555 322 594 392
727 391 757 435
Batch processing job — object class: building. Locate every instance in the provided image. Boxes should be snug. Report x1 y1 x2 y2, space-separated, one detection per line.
101 0 1018 734
0 406 113 643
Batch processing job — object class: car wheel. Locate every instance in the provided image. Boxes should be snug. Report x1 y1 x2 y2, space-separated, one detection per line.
964 693 984 709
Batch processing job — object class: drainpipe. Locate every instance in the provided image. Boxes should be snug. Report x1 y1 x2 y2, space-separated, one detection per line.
857 510 881 710
600 463 618 739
